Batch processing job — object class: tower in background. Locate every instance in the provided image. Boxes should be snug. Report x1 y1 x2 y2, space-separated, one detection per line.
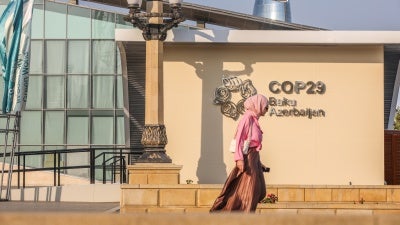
253 0 291 22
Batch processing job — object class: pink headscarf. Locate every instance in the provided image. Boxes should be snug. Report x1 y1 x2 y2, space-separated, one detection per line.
244 94 268 117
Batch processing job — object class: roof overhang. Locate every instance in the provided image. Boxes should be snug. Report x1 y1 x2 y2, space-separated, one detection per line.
116 29 400 45
85 0 321 30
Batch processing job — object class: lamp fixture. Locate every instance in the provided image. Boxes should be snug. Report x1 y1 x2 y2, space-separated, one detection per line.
125 0 185 41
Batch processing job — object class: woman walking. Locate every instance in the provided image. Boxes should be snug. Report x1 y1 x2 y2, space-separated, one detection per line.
210 94 269 212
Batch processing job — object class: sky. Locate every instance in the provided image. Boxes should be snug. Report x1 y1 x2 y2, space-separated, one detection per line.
185 0 400 30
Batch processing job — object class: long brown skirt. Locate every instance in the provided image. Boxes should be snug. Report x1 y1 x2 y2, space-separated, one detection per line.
210 148 266 212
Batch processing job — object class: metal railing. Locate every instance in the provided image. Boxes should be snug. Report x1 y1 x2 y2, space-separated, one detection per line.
0 113 20 201
0 147 143 188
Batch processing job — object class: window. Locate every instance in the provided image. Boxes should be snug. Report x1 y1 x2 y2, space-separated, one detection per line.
45 41 66 74
46 76 64 108
45 2 66 38
92 10 115 39
25 76 43 109
68 40 90 74
92 40 115 74
67 6 90 39
11 1 127 178
67 76 89 108
93 76 114 108
32 5 44 39
92 116 113 145
67 113 89 145
45 111 65 144
20 111 42 145
30 41 43 74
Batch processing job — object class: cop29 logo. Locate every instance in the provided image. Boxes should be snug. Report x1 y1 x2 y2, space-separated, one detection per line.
213 76 257 120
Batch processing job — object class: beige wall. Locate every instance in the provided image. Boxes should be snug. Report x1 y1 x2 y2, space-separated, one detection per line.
163 44 384 185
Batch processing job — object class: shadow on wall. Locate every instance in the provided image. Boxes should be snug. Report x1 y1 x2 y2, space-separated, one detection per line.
171 30 256 183
17 186 63 202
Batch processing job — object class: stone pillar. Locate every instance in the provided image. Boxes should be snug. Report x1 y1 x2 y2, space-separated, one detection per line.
135 0 172 163
123 0 183 185
135 39 172 163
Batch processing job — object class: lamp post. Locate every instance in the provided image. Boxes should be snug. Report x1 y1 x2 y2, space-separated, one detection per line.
125 0 185 163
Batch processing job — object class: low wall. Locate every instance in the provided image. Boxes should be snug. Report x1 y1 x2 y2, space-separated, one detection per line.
121 184 400 214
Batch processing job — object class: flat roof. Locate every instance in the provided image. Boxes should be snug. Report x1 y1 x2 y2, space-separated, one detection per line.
116 29 400 45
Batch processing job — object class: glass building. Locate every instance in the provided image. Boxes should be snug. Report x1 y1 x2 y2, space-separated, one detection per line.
253 0 291 22
0 0 132 178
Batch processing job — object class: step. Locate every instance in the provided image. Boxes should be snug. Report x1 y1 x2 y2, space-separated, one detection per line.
120 184 400 214
121 202 400 215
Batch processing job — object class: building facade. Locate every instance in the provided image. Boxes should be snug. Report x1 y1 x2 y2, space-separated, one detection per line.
117 29 400 185
0 0 131 179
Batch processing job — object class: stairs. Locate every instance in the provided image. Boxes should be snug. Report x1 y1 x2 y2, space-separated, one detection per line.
120 184 400 214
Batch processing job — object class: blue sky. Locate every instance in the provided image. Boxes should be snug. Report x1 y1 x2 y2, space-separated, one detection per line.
185 0 400 30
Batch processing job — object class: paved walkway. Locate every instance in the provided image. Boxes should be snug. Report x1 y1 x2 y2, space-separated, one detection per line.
0 201 120 213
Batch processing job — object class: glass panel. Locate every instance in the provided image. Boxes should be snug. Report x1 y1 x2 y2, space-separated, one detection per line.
30 40 43 74
116 116 125 145
0 116 14 146
32 4 44 39
93 146 113 181
20 146 43 168
92 117 113 145
67 115 89 144
116 76 123 108
34 0 44 4
92 10 115 39
0 117 6 146
0 79 3 112
46 41 66 74
68 40 90 74
20 111 42 145
66 149 89 178
93 76 113 108
67 76 89 108
46 76 65 108
45 2 66 39
116 47 122 75
44 146 66 169
116 14 132 29
92 40 115 74
25 76 42 109
45 111 64 144
67 6 90 39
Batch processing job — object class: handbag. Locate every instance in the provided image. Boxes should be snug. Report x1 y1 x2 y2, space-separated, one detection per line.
229 119 253 154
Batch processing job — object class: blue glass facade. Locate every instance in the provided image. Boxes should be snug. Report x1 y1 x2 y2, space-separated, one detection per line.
0 0 132 178
253 0 291 22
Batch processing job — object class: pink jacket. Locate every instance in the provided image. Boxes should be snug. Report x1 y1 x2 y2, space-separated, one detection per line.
233 110 263 161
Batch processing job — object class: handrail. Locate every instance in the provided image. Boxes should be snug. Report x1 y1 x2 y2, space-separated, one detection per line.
1 147 143 187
